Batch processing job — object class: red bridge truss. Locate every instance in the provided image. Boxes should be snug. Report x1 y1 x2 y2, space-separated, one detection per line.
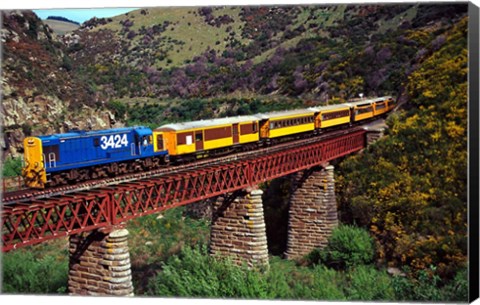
1 130 366 252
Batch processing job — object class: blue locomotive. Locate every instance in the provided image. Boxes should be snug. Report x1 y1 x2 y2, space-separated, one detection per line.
22 126 169 188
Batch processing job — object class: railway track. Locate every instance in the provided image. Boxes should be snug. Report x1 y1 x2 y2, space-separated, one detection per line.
1 124 370 205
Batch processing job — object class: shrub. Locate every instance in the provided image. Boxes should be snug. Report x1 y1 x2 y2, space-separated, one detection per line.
299 265 347 300
147 246 347 300
442 267 468 301
127 30 137 39
61 55 73 71
146 245 271 299
107 100 127 119
2 157 23 177
2 250 68 294
392 266 468 302
345 265 395 300
318 225 375 269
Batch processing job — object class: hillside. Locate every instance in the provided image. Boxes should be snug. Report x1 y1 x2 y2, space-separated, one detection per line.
64 4 467 103
43 19 80 35
337 16 468 278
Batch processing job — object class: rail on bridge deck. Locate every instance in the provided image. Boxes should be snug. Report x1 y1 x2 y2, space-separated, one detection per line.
1 129 366 252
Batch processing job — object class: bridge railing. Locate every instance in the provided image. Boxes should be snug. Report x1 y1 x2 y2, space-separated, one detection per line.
1 130 366 252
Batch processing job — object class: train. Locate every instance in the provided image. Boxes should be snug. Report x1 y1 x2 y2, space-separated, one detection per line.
22 96 395 188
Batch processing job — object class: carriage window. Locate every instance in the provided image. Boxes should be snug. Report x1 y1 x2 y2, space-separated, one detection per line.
253 122 257 132
196 133 203 142
157 135 164 150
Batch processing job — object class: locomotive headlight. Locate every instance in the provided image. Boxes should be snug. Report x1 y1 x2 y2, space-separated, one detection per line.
27 139 35 145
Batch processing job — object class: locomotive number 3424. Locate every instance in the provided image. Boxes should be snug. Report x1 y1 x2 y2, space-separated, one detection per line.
100 134 129 150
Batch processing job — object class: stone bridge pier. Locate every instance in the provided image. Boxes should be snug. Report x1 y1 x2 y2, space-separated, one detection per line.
284 164 338 259
209 164 339 265
209 189 269 268
68 226 134 296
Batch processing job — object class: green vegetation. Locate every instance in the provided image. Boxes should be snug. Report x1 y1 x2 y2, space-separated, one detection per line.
125 206 211 292
2 157 22 177
1 240 68 294
337 17 468 278
1 209 467 301
392 266 468 302
344 265 394 300
116 96 307 129
146 245 348 300
308 225 375 269
145 225 466 301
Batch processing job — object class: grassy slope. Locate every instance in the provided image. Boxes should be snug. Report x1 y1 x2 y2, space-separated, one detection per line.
87 5 348 68
43 19 80 35
376 5 418 34
78 4 420 76
94 7 249 68
240 5 347 65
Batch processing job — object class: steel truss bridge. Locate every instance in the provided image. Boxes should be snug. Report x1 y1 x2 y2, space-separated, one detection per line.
1 129 366 252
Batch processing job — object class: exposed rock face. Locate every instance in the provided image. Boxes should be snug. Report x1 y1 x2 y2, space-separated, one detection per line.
1 10 119 158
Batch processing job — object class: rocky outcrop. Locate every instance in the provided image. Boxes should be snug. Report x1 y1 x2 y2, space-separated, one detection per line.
1 10 120 158
2 92 117 157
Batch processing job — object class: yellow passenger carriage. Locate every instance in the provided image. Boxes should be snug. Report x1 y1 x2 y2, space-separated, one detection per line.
310 104 351 129
371 96 391 116
154 115 260 160
346 100 375 122
386 96 396 112
256 109 316 140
